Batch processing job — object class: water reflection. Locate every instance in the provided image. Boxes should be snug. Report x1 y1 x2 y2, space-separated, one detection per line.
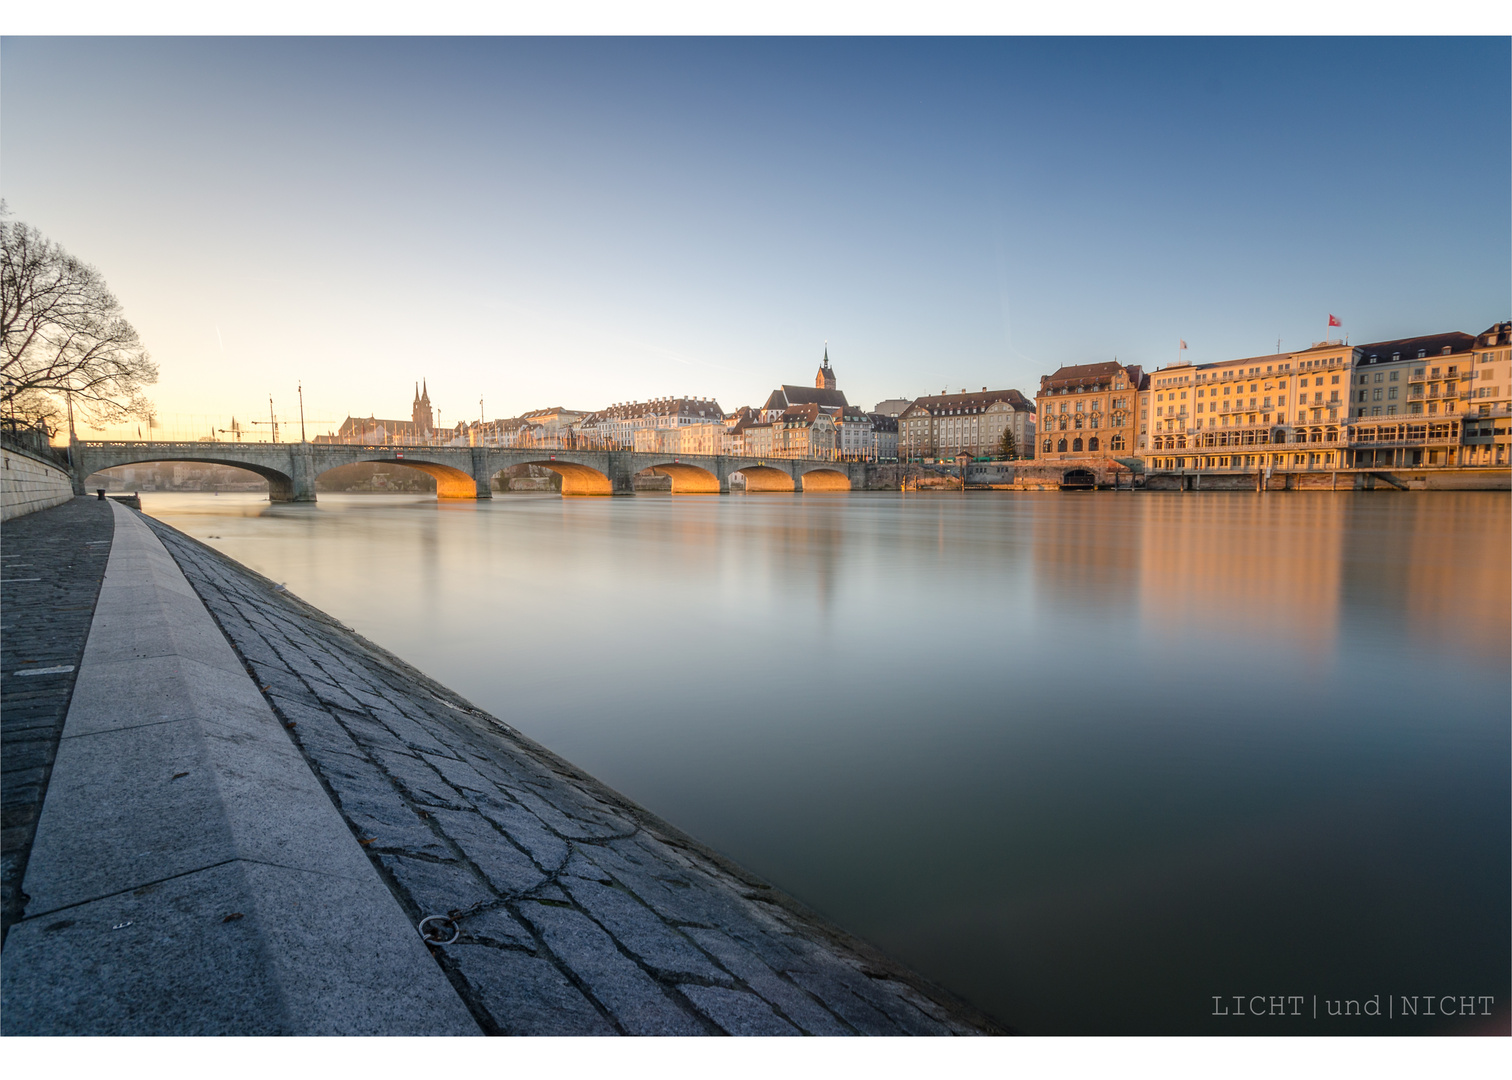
144 490 1510 1033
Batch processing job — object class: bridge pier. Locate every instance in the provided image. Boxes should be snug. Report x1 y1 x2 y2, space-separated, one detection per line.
605 452 638 496
468 448 493 500
284 445 318 503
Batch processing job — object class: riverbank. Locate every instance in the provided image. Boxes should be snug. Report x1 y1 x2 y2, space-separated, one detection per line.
1 499 1001 1035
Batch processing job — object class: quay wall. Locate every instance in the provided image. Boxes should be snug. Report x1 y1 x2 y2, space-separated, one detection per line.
2 444 75 522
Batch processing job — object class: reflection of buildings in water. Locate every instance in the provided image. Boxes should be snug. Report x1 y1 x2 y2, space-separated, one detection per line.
1027 495 1142 607
1341 494 1511 661
1137 494 1346 654
751 502 846 619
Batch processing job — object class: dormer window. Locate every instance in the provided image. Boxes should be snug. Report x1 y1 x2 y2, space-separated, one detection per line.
1417 350 1426 358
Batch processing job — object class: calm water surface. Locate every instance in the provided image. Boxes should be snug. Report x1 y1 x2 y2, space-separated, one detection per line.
143 490 1511 1033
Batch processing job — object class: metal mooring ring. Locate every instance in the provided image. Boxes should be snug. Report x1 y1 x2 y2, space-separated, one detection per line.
418 915 460 945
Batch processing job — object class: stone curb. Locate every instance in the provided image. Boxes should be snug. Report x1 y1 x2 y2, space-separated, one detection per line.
0 502 479 1035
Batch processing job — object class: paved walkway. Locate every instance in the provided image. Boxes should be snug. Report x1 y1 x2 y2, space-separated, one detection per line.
145 514 1001 1035
1 497 114 945
2 503 473 1034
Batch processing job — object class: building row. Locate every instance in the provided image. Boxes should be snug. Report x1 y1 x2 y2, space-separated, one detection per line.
1036 320 1511 475
319 321 1507 475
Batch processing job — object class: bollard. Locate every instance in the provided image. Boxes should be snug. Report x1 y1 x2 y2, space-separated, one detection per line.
96 489 106 500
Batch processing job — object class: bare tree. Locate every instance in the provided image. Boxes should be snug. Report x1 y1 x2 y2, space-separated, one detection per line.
1 205 157 434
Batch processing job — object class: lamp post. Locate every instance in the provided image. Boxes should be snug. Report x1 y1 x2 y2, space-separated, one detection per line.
298 382 307 443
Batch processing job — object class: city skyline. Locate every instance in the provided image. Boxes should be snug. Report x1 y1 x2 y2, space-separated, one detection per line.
2 36 1508 439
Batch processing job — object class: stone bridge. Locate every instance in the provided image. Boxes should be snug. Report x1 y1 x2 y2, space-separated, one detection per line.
72 441 873 502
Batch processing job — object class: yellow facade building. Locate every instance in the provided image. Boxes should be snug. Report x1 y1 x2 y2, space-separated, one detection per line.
1144 342 1350 473
1035 362 1145 461
1463 321 1512 467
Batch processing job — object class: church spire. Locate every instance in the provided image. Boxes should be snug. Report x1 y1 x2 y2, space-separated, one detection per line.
816 343 836 391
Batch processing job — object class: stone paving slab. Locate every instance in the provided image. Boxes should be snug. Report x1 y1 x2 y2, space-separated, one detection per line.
1 496 114 944
1 503 477 1036
142 511 1006 1036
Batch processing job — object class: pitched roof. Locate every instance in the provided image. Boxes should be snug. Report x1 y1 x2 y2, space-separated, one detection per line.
901 389 1034 416
595 398 725 420
1357 332 1475 365
1040 361 1130 389
1477 321 1511 347
765 385 849 411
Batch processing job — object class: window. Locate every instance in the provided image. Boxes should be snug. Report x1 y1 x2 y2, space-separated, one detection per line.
1110 434 1125 451
1071 438 1083 452
1088 437 1099 452
1388 387 1398 400
1056 438 1067 452
1390 371 1399 381
1372 389 1382 401
1043 439 1052 454
1358 390 1367 403
1373 372 1383 383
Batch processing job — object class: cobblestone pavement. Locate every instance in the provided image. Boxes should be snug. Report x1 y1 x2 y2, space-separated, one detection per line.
144 515 1004 1035
1 497 114 946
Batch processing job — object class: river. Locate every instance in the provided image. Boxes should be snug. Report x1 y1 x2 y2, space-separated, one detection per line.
139 489 1510 1034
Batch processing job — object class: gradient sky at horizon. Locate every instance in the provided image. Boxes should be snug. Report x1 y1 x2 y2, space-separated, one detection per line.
2 36 1508 437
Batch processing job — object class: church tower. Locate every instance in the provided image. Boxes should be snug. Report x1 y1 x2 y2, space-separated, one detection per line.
412 380 434 433
815 345 837 391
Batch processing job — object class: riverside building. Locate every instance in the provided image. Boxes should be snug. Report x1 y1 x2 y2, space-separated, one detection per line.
1345 332 1475 470
1463 321 1512 467
1145 341 1355 473
1133 320 1509 483
900 388 1036 461
1034 362 1143 461
581 397 725 450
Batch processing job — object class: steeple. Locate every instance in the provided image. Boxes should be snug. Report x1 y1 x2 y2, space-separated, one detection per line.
412 377 434 432
815 343 836 391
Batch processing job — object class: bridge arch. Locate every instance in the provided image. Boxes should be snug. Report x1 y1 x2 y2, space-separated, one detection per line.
795 466 850 492
502 459 613 496
647 462 720 494
81 452 297 501
730 464 795 493
340 456 482 500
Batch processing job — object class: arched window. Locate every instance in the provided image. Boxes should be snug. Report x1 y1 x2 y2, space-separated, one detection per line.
1088 436 1100 452
1110 434 1125 451
1043 439 1052 454
1072 437 1084 452
1056 438 1068 453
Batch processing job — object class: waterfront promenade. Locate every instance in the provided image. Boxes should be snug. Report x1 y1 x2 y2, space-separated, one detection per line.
0 497 999 1035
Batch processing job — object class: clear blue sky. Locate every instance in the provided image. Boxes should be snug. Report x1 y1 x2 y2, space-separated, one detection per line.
3 37 1507 434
